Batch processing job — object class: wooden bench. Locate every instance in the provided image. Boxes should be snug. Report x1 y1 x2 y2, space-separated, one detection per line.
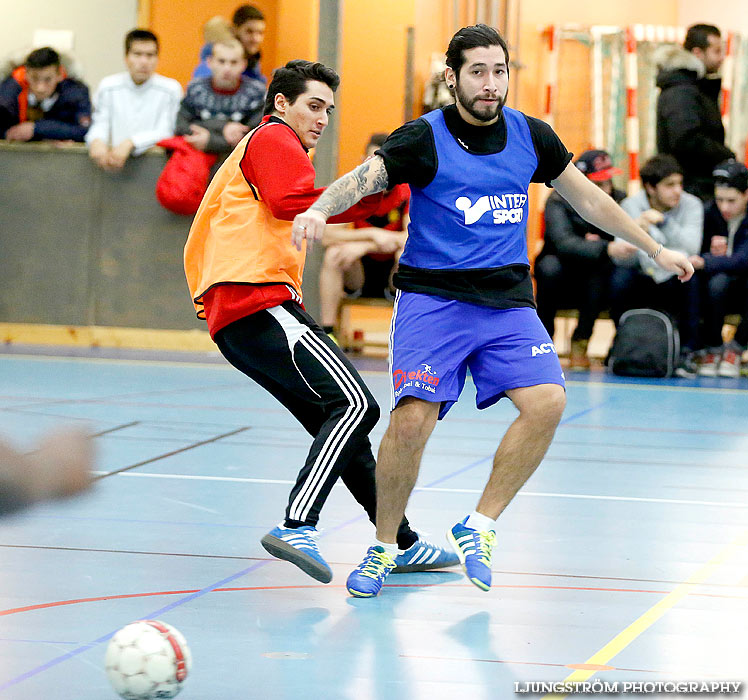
336 301 616 357
337 298 393 355
552 309 613 358
554 311 743 357
338 300 743 359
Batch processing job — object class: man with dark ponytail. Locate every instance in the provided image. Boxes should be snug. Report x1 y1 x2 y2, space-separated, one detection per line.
294 25 694 598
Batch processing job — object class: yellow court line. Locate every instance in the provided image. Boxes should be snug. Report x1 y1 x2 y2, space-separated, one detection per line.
542 529 748 700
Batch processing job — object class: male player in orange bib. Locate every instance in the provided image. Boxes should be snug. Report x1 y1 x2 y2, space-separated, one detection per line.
184 60 457 583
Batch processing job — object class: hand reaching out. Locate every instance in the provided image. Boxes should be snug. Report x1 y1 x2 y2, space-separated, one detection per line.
291 210 327 250
0 428 93 516
654 247 694 281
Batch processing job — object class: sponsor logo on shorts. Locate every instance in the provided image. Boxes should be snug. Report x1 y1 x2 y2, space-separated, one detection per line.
531 342 557 357
455 193 527 225
393 363 440 396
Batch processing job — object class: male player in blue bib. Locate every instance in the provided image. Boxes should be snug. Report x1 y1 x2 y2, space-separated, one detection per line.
293 25 694 597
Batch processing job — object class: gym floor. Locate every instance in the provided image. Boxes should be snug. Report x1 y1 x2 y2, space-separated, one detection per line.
0 351 746 699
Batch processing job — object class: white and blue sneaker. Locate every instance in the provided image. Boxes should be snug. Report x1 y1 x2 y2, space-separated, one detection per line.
261 525 333 583
346 546 396 597
392 537 460 573
447 518 496 591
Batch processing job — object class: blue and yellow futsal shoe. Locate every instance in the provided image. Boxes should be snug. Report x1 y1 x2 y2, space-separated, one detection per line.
346 545 396 597
392 537 460 573
261 525 333 583
447 518 496 591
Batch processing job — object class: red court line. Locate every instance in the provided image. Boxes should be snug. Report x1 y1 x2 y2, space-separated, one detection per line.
2 583 746 618
6 543 743 590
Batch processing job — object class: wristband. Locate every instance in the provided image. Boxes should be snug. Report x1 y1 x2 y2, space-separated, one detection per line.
648 244 663 260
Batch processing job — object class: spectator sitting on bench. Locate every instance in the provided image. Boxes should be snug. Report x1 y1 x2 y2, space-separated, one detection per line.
86 29 182 173
689 160 748 377
319 133 409 338
175 37 264 155
609 154 703 377
0 47 91 142
534 149 626 370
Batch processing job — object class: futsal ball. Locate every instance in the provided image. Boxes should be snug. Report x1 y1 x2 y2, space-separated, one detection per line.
105 620 192 699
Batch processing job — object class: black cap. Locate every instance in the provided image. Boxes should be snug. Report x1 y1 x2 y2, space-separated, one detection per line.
574 150 622 182
713 160 748 192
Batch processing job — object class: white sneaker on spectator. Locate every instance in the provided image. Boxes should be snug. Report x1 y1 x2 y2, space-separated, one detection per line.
698 351 720 377
718 348 742 377
674 353 698 378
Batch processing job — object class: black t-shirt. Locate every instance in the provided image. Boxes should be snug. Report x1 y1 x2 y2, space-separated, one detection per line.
377 104 572 308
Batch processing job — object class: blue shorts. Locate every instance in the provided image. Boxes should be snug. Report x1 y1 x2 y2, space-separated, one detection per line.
389 292 565 419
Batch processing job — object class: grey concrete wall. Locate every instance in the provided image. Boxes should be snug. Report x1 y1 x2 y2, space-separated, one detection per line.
0 143 321 330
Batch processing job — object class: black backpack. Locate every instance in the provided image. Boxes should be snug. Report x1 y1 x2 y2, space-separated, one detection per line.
608 309 680 378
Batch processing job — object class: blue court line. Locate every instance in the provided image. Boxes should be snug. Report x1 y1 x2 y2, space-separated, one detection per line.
558 402 610 425
0 562 266 694
0 639 80 646
0 400 609 693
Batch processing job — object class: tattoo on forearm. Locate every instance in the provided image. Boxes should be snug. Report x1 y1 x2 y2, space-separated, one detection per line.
372 161 389 192
310 158 389 218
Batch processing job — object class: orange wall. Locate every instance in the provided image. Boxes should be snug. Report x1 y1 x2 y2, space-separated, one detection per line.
147 0 318 87
412 0 453 119
275 0 319 69
146 0 444 178
336 0 456 175
336 1 417 175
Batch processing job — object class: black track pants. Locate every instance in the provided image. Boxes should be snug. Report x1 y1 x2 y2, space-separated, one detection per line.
215 301 414 542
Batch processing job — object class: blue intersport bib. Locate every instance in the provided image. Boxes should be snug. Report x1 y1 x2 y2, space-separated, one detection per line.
401 107 538 270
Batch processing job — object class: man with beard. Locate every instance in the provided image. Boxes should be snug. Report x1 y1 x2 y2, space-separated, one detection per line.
655 24 734 201
293 25 694 597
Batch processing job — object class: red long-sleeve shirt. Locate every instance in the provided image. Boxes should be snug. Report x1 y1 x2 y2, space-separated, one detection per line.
203 116 395 336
